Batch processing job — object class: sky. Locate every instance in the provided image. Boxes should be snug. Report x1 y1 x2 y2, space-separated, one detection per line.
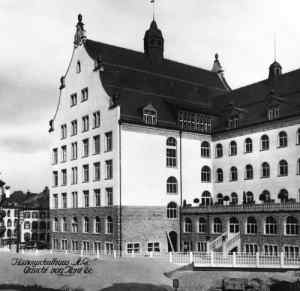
1 0 300 192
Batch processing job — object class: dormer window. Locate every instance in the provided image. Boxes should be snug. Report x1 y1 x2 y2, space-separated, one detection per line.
227 115 239 129
76 61 81 73
143 104 157 125
268 107 280 120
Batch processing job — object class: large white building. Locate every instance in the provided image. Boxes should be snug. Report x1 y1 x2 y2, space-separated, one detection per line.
49 15 300 255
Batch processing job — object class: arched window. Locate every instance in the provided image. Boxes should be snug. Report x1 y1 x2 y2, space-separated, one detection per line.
246 191 254 204
106 216 113 234
265 216 277 234
143 104 157 125
229 141 237 156
246 217 257 234
166 176 178 194
83 217 89 233
53 218 58 232
201 166 211 182
61 217 67 232
231 192 238 205
261 162 270 178
167 202 177 219
94 216 101 233
297 128 300 145
216 168 223 182
229 217 239 233
297 159 300 175
245 138 253 153
230 167 238 181
259 190 271 203
7 219 11 227
279 160 288 176
7 229 11 237
286 216 298 235
166 137 177 167
217 193 223 205
213 218 222 233
184 217 192 233
201 191 212 206
215 143 223 158
260 135 269 151
245 164 253 179
278 131 288 147
201 141 210 158
278 189 289 203
198 217 206 233
72 217 78 233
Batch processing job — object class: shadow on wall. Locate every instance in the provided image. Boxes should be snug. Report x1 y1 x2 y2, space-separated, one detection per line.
270 280 300 291
100 283 172 291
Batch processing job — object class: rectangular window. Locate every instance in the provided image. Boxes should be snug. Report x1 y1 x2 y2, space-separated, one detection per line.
62 193 67 209
105 132 112 152
105 160 113 179
83 190 89 208
284 245 300 258
71 142 78 160
81 87 88 102
72 191 78 208
264 244 278 256
72 240 80 251
82 115 89 132
94 189 101 207
196 241 207 252
147 242 160 252
53 171 58 187
178 110 212 133
127 243 140 254
94 162 101 181
61 145 67 162
52 148 58 164
61 169 67 186
23 212 30 219
83 164 89 182
61 124 67 139
93 135 100 154
61 239 68 250
93 111 101 128
106 188 113 206
71 167 78 184
53 194 58 209
71 120 78 136
244 243 258 254
82 138 89 157
166 148 177 167
70 93 77 107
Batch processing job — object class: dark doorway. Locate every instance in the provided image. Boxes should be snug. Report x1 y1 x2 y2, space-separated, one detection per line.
167 231 177 252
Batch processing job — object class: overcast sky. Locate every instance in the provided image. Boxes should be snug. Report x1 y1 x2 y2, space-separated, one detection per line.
1 0 300 192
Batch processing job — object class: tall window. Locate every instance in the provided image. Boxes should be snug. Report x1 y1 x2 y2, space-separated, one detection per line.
265 216 277 234
216 193 223 205
143 105 157 125
297 128 300 145
231 192 238 205
71 120 78 136
166 137 177 167
61 145 67 162
94 217 101 233
72 217 78 232
71 142 78 160
70 93 77 106
105 160 113 179
261 162 270 178
61 169 67 186
216 168 223 182
83 164 89 182
94 162 101 181
201 141 210 157
83 138 89 157
279 160 288 176
72 192 78 208
53 218 59 232
62 217 67 232
94 189 101 207
229 141 237 156
184 218 192 233
52 148 58 164
198 217 206 233
278 189 289 203
230 167 238 181
268 107 279 120
106 188 113 206
81 87 88 102
166 176 178 194
53 194 58 209
83 190 89 208
76 61 81 73
201 191 212 206
245 164 253 180
105 132 113 152
93 111 101 128
260 190 271 203
82 115 89 132
246 192 254 204
246 217 257 234
61 193 67 208
215 143 223 158
260 135 269 151
244 138 252 153
83 217 89 233
106 216 113 234
297 159 300 175
93 135 100 154
71 167 78 184
61 124 67 139
229 217 239 233
228 115 239 129
167 202 177 218
201 166 211 182
286 216 298 235
278 131 288 147
213 218 222 233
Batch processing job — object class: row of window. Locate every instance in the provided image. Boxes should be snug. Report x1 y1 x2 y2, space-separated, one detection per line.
53 216 113 234
183 216 299 235
53 188 113 209
52 160 112 187
60 110 101 139
23 221 50 230
22 211 49 219
53 132 112 164
23 233 49 242
70 87 88 107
